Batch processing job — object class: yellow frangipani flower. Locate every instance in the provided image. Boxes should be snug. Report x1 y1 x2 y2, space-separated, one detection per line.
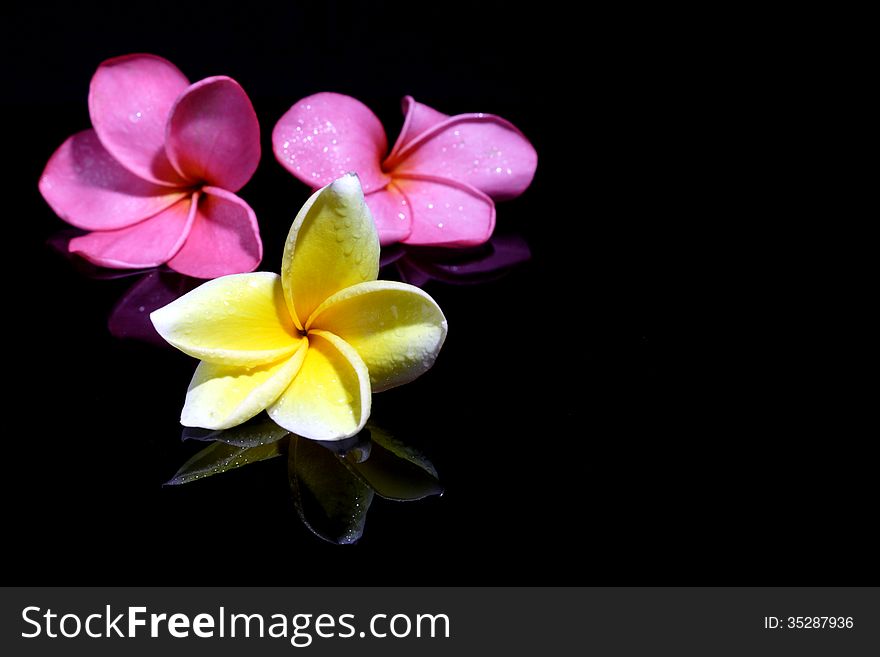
151 174 447 441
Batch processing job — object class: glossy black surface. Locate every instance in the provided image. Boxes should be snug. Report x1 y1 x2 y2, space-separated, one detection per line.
3 2 871 584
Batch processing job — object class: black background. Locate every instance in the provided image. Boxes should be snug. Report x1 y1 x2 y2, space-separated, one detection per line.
1 2 871 584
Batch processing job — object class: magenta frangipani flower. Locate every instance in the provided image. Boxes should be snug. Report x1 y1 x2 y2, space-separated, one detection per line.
272 94 537 247
40 54 262 278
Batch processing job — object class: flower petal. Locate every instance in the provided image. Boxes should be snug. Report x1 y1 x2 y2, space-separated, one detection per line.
88 53 190 185
268 330 370 441
308 281 447 392
150 271 302 366
272 92 391 193
365 183 412 245
181 344 308 430
68 195 196 268
389 113 537 200
387 95 449 160
166 187 262 279
281 174 379 328
395 174 496 247
39 130 187 230
165 76 260 191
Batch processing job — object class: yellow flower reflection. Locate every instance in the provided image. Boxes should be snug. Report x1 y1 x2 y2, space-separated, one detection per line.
151 174 447 440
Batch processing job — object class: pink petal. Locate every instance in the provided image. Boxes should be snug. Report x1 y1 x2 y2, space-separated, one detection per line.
69 195 196 269
272 92 391 193
167 187 262 278
39 130 187 231
88 54 190 185
48 229 155 279
395 174 496 247
387 96 449 160
388 113 537 200
165 76 261 191
365 183 412 245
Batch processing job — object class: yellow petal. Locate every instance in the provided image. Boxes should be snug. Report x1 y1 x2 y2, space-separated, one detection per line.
281 174 380 329
151 272 301 366
268 329 371 441
181 341 308 430
308 281 447 392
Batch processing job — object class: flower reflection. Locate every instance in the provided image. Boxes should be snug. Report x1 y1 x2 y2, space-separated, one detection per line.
380 232 531 287
171 417 441 545
109 271 200 345
49 226 530 350
49 231 200 345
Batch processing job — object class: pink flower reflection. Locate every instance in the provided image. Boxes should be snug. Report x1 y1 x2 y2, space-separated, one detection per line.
108 270 200 346
380 233 531 287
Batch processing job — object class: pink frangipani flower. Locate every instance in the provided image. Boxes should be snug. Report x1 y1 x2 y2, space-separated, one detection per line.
272 94 537 247
40 54 263 278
